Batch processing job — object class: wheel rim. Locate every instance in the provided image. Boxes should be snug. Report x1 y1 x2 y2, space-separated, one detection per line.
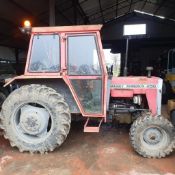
143 127 163 145
141 126 168 148
11 101 53 144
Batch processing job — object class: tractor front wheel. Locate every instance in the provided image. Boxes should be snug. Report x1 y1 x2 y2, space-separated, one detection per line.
0 84 71 153
129 113 175 158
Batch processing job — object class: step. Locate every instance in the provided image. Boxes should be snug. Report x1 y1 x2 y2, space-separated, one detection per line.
84 118 103 133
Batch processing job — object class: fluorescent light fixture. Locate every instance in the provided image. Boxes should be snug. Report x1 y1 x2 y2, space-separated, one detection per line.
157 15 165 19
123 24 146 36
134 10 166 20
134 10 153 16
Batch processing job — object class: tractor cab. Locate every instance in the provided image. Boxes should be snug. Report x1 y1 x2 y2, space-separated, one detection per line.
6 25 108 118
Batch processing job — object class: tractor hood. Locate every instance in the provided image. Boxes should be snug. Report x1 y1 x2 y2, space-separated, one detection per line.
110 76 163 116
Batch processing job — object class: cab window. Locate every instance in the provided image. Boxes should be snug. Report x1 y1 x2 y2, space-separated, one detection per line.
29 34 60 72
68 35 101 75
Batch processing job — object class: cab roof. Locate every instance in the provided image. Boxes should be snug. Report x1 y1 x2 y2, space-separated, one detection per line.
31 25 102 33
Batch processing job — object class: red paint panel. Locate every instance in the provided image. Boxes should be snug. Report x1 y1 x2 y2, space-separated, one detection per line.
111 89 133 97
146 89 157 116
31 25 102 33
111 76 159 85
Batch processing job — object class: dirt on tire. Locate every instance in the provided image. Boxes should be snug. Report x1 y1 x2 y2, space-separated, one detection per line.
0 84 71 153
129 113 175 158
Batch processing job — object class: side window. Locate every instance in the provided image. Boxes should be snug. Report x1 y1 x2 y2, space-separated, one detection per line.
29 34 60 72
68 35 101 75
71 79 102 113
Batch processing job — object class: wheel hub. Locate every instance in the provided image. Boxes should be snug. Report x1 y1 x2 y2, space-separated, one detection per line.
143 127 162 145
19 105 50 136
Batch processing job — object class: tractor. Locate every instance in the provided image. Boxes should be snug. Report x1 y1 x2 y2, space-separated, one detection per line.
158 48 175 103
0 23 174 158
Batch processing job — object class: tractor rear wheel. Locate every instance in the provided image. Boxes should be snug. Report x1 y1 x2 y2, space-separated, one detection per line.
0 91 7 108
129 113 175 158
0 84 71 153
0 86 9 108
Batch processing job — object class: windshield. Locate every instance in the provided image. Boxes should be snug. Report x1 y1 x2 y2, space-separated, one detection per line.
29 34 60 72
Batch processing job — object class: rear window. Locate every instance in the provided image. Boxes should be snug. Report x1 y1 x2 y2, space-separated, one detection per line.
29 34 60 72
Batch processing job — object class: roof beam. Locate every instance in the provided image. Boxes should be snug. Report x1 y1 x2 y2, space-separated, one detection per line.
38 0 69 17
38 1 74 25
146 0 175 10
116 0 119 17
141 0 147 11
92 0 140 22
55 0 89 24
73 0 78 24
154 0 167 15
88 0 128 18
128 0 133 14
39 0 90 24
49 0 56 26
75 0 90 24
98 0 105 23
55 6 73 24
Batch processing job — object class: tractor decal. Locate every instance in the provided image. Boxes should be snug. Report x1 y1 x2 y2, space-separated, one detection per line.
111 84 157 89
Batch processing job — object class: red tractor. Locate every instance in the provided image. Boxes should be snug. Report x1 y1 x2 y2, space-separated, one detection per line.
1 24 174 158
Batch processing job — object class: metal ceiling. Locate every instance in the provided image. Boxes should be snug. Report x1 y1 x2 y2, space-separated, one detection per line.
0 0 175 48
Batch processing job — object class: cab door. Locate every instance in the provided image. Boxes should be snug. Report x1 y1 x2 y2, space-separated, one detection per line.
66 34 106 117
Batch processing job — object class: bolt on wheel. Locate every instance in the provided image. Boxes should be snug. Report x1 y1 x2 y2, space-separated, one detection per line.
13 103 52 143
142 127 167 147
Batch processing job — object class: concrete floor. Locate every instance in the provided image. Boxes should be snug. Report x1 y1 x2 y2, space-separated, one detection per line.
0 107 175 175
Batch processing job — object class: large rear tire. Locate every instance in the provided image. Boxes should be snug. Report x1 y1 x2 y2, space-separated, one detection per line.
0 86 9 108
130 113 175 158
0 84 71 153
0 91 7 108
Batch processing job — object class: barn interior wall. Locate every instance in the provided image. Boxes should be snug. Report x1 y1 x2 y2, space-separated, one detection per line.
0 46 15 61
128 46 171 76
102 15 175 40
102 14 175 76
